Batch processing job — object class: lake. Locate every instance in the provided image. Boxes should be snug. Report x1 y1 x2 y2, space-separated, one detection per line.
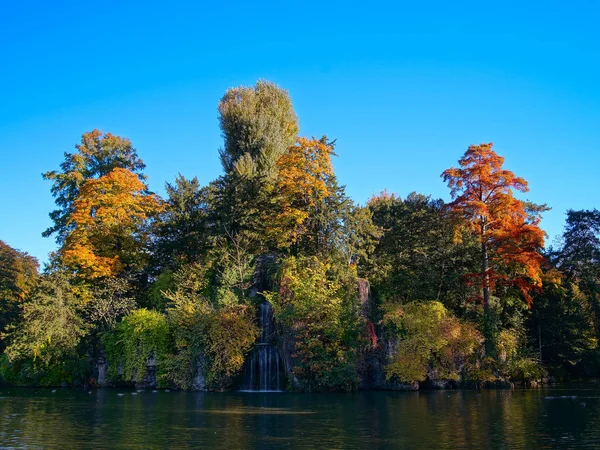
1 385 600 448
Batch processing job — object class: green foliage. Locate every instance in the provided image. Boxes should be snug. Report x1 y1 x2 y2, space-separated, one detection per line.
4 81 598 391
383 301 482 383
199 305 259 388
0 353 89 387
103 308 171 386
2 272 89 385
505 357 547 383
218 80 299 179
3 272 88 367
266 256 362 391
161 256 259 390
84 277 137 331
530 277 598 373
153 175 213 268
367 192 479 310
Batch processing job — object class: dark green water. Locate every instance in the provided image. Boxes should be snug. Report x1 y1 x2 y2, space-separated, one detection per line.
1 386 600 449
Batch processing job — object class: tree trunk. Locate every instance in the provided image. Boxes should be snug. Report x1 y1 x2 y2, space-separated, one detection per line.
538 320 543 362
482 235 493 356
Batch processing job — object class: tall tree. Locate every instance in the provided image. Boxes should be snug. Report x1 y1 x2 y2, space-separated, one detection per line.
43 130 146 243
213 81 299 252
61 168 162 281
218 80 299 180
442 143 546 354
552 209 600 339
3 272 88 372
554 209 600 281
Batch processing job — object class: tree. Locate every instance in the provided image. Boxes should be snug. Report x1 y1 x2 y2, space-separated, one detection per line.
554 209 600 283
528 269 597 375
61 168 162 280
153 174 213 269
367 192 479 309
43 129 146 243
3 272 88 370
212 81 299 252
544 209 600 369
0 241 38 340
383 301 481 383
442 143 546 354
161 255 259 390
269 136 336 249
218 80 299 180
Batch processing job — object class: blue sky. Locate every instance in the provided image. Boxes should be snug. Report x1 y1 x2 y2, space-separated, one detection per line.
1 0 599 264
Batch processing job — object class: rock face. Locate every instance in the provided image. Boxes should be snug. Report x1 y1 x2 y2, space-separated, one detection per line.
354 279 420 392
191 356 206 391
135 354 158 389
96 357 108 387
357 278 370 318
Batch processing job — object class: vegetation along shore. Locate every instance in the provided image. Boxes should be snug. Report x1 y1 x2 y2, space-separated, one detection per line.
1 80 598 392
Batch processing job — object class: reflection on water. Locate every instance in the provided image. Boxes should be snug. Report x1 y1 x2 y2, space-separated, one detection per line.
1 386 600 448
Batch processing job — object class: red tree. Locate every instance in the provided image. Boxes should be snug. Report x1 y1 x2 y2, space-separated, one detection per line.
442 143 546 353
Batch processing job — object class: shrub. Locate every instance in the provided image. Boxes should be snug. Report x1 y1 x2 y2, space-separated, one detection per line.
103 308 171 386
383 301 482 383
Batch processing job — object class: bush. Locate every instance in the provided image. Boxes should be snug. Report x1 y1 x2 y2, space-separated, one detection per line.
383 301 482 383
162 261 259 390
506 356 547 383
103 308 171 386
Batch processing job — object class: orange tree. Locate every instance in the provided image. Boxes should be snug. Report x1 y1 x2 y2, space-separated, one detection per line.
442 143 546 354
269 136 336 250
43 129 146 244
62 168 162 281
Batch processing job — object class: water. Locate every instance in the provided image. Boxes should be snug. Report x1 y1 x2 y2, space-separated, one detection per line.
1 386 600 448
240 302 285 392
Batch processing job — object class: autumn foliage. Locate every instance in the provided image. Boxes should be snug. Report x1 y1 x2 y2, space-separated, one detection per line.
442 143 545 307
9 81 595 392
271 137 335 246
62 168 162 280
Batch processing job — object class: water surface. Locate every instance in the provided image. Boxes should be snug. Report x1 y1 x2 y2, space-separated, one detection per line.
1 385 600 448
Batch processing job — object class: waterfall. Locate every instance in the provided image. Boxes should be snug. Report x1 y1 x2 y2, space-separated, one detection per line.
239 302 284 392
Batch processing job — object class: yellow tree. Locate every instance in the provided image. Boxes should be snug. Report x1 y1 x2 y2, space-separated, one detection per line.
270 136 335 250
442 143 546 353
62 168 162 280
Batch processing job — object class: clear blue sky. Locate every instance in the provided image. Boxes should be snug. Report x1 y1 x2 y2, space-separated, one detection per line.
1 0 599 264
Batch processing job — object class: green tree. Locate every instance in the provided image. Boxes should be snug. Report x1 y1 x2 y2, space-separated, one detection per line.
528 270 597 375
3 272 88 383
212 81 299 253
366 192 478 312
103 308 171 386
218 80 299 179
383 301 482 383
153 174 214 269
553 209 600 334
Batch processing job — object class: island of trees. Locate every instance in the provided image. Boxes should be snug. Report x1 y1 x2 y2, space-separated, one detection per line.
1 80 598 391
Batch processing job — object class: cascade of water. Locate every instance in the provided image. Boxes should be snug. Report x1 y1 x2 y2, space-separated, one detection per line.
240 302 285 392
